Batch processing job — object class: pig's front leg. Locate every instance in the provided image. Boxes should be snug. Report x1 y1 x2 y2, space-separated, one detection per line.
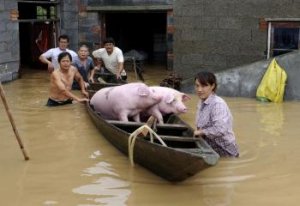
150 108 164 124
132 114 141 122
118 112 129 122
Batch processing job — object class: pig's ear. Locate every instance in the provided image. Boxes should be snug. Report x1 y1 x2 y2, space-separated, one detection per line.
182 94 191 102
137 86 150 96
165 94 175 104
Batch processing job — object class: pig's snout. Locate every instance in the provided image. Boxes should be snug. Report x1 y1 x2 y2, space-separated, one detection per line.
178 106 188 113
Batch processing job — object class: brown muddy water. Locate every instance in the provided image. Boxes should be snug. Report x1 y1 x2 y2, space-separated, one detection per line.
1 66 300 206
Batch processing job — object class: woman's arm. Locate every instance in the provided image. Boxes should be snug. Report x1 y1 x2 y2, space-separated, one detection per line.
202 102 232 138
74 68 89 98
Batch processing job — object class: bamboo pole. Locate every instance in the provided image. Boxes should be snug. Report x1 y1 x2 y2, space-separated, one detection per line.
0 82 29 160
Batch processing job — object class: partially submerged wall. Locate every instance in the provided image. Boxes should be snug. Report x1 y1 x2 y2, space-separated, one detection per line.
181 51 300 101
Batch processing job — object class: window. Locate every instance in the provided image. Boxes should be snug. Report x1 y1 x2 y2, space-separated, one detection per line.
36 5 56 19
36 6 47 20
18 1 59 22
267 19 300 59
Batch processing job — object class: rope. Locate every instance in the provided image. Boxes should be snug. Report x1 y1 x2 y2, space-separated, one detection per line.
128 124 167 166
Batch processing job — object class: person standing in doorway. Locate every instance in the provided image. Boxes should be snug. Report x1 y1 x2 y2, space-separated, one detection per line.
92 37 127 81
39 34 77 73
193 71 239 157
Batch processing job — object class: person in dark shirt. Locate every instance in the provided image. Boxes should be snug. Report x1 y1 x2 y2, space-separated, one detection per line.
72 44 96 90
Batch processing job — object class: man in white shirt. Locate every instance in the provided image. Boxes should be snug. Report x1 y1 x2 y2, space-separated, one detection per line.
39 34 77 73
92 37 127 80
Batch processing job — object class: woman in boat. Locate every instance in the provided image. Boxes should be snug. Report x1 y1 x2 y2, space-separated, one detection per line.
193 71 239 157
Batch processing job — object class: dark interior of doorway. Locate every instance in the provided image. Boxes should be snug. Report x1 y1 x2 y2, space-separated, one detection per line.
18 0 55 70
105 12 167 67
19 22 54 70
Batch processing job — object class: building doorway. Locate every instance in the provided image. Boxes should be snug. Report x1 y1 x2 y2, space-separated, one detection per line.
104 12 168 67
18 1 59 69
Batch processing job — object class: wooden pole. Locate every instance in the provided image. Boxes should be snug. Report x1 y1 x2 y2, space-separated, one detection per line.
0 82 29 160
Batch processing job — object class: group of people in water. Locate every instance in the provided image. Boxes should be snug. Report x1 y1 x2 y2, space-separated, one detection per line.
39 35 123 106
39 34 239 158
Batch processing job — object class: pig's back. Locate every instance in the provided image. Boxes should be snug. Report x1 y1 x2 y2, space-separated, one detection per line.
90 87 117 118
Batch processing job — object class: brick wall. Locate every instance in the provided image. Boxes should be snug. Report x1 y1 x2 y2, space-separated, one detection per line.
0 0 20 82
173 0 300 79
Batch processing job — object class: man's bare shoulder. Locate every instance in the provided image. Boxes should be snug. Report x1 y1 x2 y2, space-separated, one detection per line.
50 70 60 79
70 65 79 75
70 65 77 70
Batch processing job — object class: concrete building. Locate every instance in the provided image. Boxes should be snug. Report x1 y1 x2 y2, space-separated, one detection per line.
1 0 300 99
0 0 80 81
0 0 173 83
173 0 300 79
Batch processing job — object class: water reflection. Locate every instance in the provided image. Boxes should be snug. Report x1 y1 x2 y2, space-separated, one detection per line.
43 200 58 205
256 102 284 137
73 151 131 206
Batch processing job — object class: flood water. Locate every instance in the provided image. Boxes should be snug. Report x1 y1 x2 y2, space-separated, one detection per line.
1 66 300 206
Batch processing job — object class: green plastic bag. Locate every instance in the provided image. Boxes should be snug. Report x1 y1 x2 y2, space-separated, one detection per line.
256 58 287 103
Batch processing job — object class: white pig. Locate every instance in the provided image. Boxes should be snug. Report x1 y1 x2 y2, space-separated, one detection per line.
90 83 162 122
146 86 191 124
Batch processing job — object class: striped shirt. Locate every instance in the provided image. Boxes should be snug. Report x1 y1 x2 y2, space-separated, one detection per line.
195 94 239 157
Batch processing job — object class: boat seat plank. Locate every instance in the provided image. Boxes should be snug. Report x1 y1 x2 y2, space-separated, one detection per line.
145 135 216 154
107 120 189 130
151 135 200 142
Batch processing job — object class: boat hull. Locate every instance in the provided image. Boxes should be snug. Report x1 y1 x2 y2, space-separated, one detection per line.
86 102 219 182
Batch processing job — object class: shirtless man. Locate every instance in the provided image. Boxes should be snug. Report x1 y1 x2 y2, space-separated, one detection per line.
46 52 89 106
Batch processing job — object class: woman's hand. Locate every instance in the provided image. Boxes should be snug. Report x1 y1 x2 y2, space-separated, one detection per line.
89 77 94 83
194 129 204 137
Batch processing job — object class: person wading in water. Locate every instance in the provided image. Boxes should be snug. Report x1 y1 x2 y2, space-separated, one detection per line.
46 52 89 106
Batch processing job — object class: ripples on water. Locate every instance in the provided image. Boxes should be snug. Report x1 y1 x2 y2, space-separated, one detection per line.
1 68 300 205
73 151 131 206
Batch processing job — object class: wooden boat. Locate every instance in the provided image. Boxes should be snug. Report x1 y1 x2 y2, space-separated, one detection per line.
86 102 220 182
